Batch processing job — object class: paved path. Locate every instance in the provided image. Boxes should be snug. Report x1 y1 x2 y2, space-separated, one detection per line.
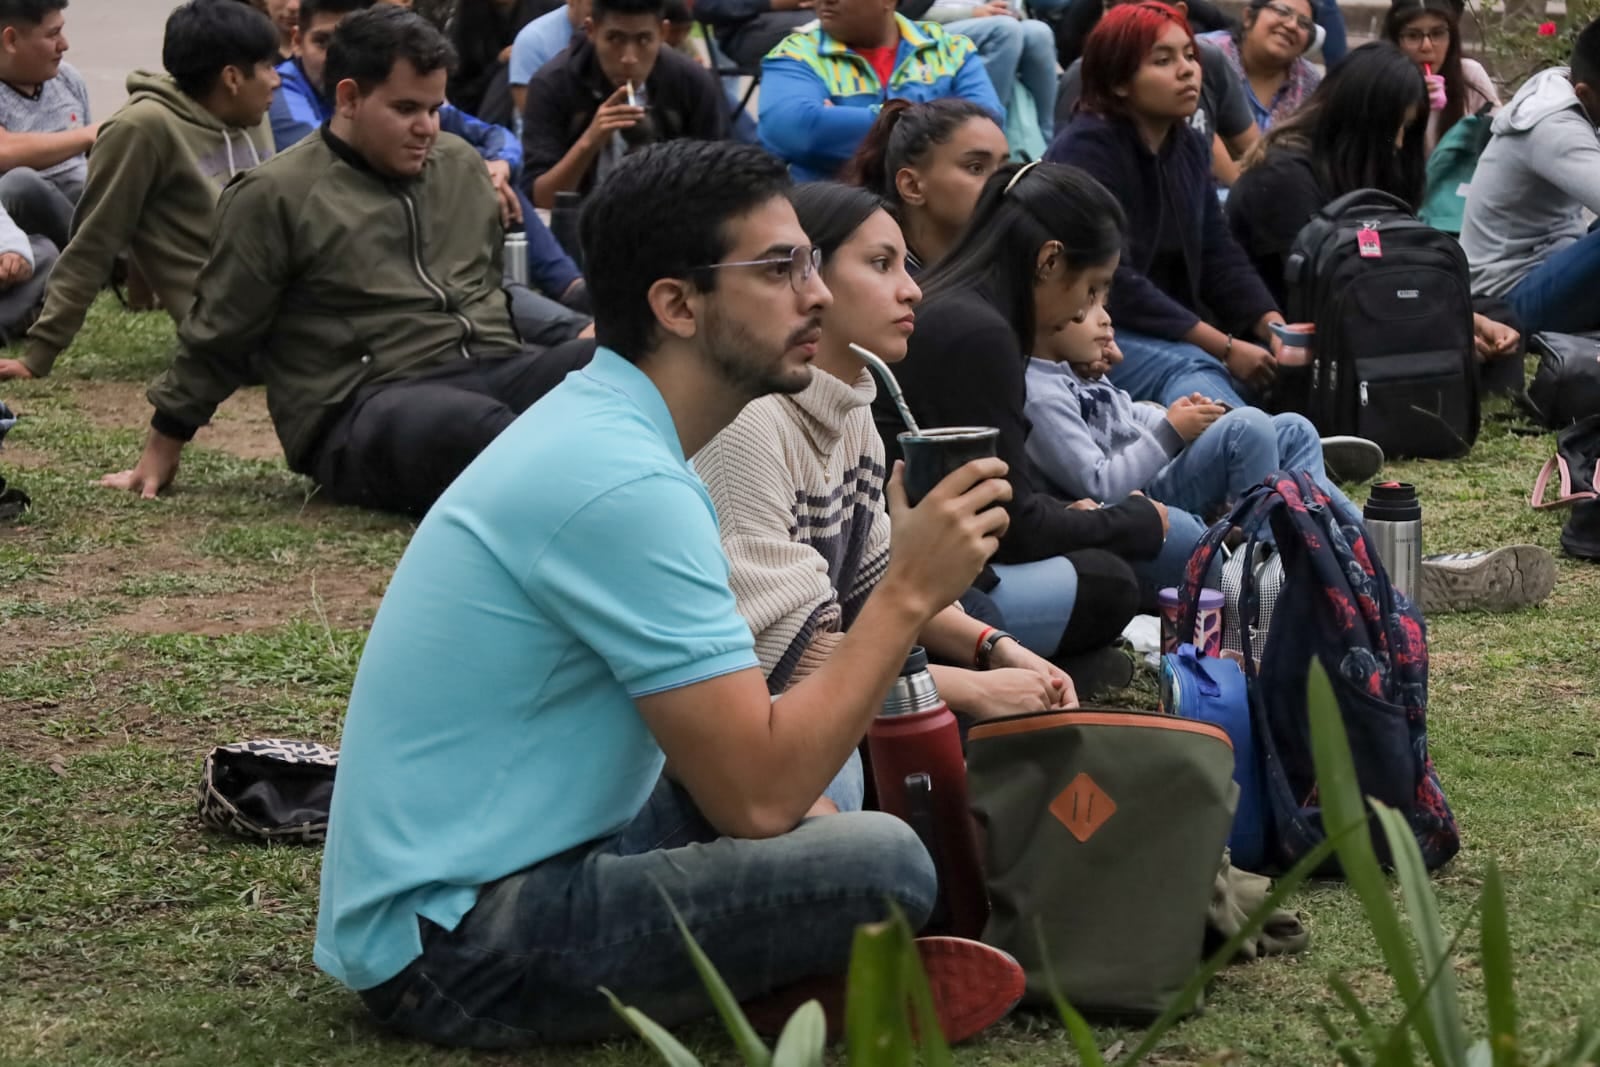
75 0 170 123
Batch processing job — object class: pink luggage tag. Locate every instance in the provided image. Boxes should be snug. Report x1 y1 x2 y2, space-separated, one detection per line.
1357 226 1382 259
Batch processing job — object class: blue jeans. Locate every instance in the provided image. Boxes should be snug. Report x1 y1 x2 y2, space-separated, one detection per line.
505 284 590 347
359 777 936 1047
1132 504 1210 600
988 554 1078 655
1133 409 1355 592
1108 329 1247 408
824 748 865 812
947 17 1058 143
1506 227 1600 335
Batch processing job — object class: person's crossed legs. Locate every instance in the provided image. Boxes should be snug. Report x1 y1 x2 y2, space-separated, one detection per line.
0 168 77 251
311 340 598 516
360 776 937 1047
946 17 1026 110
1145 407 1356 515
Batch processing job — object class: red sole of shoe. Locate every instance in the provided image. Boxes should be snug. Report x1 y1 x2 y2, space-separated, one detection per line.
916 936 1026 1045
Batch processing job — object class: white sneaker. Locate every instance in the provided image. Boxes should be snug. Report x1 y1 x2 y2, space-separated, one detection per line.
1421 546 1557 614
1320 436 1385 484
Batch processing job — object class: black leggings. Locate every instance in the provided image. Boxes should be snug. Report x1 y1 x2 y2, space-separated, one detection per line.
1055 547 1142 658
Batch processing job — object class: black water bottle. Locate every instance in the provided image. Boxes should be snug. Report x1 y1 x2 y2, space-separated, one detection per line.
550 190 584 272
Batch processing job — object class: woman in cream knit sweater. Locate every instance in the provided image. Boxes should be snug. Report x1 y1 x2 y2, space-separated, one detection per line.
693 183 1077 797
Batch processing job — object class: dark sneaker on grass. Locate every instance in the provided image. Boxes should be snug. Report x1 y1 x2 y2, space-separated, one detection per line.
1320 435 1385 484
1420 546 1557 614
743 936 1024 1045
1057 645 1136 700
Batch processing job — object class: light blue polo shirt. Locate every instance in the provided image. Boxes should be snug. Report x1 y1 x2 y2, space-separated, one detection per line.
314 349 760 991
509 6 578 86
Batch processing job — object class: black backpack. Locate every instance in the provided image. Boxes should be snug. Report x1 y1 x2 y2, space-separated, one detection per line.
1283 189 1479 459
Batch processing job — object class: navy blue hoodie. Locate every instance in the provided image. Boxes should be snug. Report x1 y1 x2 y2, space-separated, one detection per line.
1045 112 1277 341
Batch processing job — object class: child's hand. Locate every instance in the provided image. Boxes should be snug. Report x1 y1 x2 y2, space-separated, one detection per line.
1166 397 1226 441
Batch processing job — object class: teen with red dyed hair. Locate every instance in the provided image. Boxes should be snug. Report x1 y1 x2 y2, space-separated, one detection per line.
1045 1 1285 412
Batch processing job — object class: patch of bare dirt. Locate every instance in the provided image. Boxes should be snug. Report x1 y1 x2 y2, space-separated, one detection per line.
2 517 386 761
10 530 384 649
0 440 52 470
72 381 282 462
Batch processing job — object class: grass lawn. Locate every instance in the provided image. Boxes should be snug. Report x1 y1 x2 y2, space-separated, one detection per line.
2 296 1598 1066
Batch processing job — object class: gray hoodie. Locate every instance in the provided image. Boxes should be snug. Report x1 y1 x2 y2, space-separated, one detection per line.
1460 67 1600 298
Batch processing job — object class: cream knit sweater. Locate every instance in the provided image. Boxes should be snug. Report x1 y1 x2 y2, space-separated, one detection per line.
695 367 890 693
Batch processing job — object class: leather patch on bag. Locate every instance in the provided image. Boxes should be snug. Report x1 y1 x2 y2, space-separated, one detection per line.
1051 772 1116 843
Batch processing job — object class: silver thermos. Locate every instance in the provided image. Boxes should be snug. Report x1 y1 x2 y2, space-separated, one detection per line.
503 231 529 287
1362 482 1423 603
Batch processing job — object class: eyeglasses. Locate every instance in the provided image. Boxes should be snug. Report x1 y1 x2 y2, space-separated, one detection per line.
694 245 823 293
1259 1 1314 35
1398 26 1451 44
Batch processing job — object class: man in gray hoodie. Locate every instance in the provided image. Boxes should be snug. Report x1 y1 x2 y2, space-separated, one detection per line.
1461 17 1600 334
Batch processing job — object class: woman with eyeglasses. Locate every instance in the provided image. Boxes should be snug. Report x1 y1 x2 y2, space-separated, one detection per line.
695 182 1078 749
843 99 1011 273
871 160 1163 684
1046 2 1284 409
1382 0 1499 155
1200 0 1322 130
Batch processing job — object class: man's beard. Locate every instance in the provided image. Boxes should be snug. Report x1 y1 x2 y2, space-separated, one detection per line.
701 303 819 401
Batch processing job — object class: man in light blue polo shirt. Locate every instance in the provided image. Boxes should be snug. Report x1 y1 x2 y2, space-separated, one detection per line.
507 0 584 116
314 139 1024 1047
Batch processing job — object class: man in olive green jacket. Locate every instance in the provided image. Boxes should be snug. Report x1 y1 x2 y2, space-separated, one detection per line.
101 5 577 517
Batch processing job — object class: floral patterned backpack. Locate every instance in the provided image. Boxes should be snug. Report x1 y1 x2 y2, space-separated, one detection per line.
1179 471 1461 873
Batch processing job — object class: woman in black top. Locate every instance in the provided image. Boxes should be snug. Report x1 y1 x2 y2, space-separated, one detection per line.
1226 42 1519 376
1046 2 1285 408
878 161 1166 661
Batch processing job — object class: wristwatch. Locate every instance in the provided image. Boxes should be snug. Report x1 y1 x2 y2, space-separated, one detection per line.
975 628 1015 670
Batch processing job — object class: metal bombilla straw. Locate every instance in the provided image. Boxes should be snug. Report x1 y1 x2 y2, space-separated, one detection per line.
849 343 921 436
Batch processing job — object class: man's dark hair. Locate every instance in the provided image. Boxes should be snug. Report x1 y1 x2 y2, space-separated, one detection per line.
1574 15 1600 87
299 0 374 31
580 141 792 362
0 0 66 27
323 5 456 94
591 0 666 22
164 0 280 98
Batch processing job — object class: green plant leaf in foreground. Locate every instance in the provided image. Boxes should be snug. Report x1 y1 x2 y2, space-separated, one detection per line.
1038 917 1107 1067
1117 824 1351 1065
843 904 953 1067
1372 801 1468 1066
771 1000 826 1067
665 897 772 1067
1306 659 1447 1067
1478 860 1517 1067
844 916 915 1067
603 988 705 1067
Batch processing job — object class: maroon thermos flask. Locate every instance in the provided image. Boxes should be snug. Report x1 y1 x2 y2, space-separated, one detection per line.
867 647 989 938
